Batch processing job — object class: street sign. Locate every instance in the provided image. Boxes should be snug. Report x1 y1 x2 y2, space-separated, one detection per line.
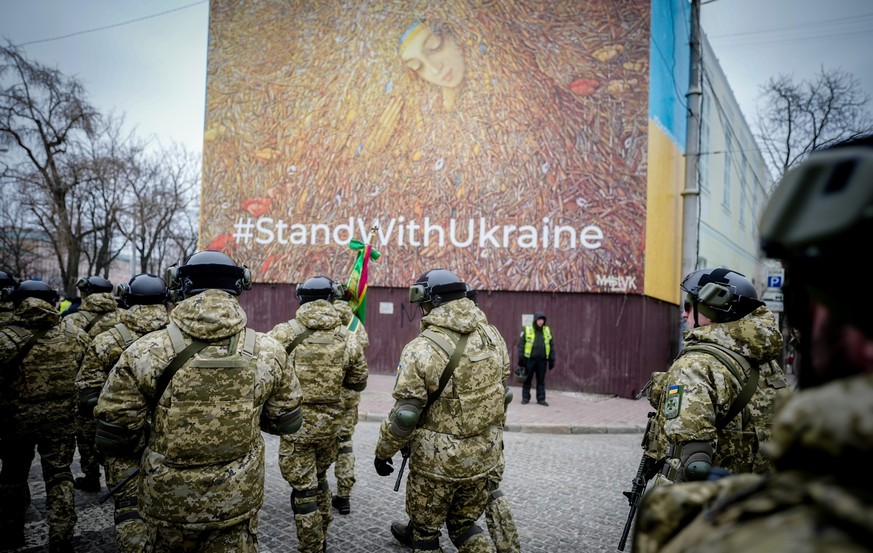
767 275 783 288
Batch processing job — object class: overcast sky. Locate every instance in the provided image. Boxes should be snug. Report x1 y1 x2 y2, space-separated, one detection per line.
1 0 871 154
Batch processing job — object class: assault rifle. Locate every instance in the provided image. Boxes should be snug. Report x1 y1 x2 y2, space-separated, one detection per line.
394 443 411 492
618 411 659 551
99 467 140 504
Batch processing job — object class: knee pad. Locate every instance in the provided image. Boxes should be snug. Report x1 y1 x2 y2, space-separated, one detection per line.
453 523 485 547
291 487 320 515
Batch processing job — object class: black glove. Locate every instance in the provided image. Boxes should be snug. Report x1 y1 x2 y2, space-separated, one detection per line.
374 456 394 476
548 362 555 371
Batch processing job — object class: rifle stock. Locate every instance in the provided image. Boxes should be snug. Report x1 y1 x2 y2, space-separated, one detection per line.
618 411 658 551
394 443 411 492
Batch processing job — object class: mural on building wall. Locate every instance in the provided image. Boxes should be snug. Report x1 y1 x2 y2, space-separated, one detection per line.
201 0 651 293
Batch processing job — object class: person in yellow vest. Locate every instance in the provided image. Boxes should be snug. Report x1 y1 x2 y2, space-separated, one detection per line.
517 312 555 406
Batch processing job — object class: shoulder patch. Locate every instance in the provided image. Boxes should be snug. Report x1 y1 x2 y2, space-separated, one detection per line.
663 384 684 420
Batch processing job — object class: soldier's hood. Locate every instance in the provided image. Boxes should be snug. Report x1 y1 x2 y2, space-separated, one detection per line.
80 292 118 314
764 373 873 476
170 289 246 340
421 298 480 334
296 299 342 330
119 304 170 334
684 305 783 363
333 301 353 326
12 297 60 329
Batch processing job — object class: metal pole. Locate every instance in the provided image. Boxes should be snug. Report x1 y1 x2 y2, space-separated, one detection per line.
681 0 702 280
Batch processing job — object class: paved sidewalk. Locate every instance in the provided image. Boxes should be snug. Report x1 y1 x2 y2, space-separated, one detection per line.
360 372 652 434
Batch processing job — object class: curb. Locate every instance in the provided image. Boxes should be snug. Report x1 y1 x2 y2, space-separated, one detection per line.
360 412 645 435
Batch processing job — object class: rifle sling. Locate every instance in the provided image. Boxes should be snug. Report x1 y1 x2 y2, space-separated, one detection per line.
422 330 470 416
2 328 47 373
151 337 208 410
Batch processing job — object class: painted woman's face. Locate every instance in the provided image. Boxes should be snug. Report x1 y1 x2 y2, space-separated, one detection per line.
399 23 465 88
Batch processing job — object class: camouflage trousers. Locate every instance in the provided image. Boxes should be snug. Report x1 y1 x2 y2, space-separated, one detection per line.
105 455 148 553
0 427 77 546
76 411 101 479
147 517 258 553
406 471 494 552
484 458 520 553
279 437 340 553
334 399 359 498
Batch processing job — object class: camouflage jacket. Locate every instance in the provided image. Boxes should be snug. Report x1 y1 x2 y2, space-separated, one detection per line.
375 298 508 483
0 298 89 434
334 301 370 411
66 292 120 338
268 299 368 441
633 373 873 553
76 303 170 392
95 289 302 529
651 306 790 477
0 300 13 325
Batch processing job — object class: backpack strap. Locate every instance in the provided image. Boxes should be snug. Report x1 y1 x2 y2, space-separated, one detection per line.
114 323 135 349
286 319 315 354
151 324 208 410
1 326 47 372
681 343 760 430
420 328 470 413
84 312 108 334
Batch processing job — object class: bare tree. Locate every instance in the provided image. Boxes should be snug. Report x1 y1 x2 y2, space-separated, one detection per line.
0 42 99 294
755 67 873 180
0 178 41 278
117 142 200 275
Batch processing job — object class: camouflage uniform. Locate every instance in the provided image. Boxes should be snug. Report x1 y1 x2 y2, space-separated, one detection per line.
0 299 13 325
67 291 120 487
650 305 790 483
0 297 89 550
472 311 520 553
633 373 873 553
76 303 170 553
332 301 370 505
268 298 368 553
376 297 508 553
95 289 303 552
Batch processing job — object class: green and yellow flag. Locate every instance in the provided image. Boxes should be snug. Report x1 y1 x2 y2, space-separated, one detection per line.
347 226 380 323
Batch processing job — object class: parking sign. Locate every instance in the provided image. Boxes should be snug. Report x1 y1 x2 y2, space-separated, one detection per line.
767 275 783 288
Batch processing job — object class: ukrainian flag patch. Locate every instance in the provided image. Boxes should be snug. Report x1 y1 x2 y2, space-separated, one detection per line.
664 384 684 419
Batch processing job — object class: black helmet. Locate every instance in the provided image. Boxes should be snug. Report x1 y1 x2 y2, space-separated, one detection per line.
118 273 168 306
465 283 478 305
296 275 337 304
76 276 114 295
1 271 19 301
759 135 873 338
409 269 467 308
167 250 251 298
681 268 763 324
11 280 59 307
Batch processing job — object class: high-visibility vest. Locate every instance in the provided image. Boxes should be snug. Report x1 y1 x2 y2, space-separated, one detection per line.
523 324 551 358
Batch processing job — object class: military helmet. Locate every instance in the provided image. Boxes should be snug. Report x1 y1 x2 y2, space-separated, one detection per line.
76 275 114 295
118 273 168 306
167 250 251 298
11 279 59 307
296 275 337 304
681 268 763 323
759 135 873 338
464 283 478 305
1 270 19 301
409 268 467 307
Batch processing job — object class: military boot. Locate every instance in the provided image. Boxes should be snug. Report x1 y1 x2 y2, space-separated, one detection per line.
390 521 413 549
331 495 350 515
73 476 100 493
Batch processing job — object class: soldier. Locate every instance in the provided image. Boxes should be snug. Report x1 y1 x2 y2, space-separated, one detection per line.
0 270 19 325
76 273 170 553
267 275 368 553
648 268 790 485
392 283 520 552
375 269 509 553
0 280 90 553
632 134 873 552
66 275 119 492
94 251 303 552
331 297 370 516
